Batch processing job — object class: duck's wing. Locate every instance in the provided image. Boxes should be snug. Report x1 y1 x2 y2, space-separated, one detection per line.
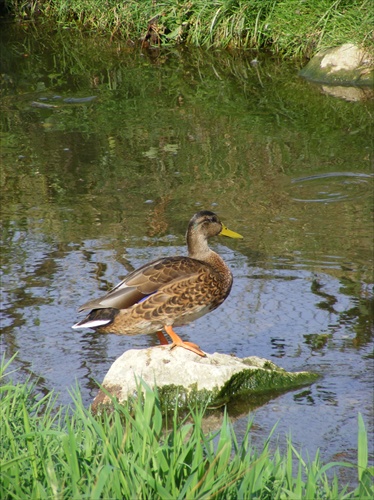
78 256 207 312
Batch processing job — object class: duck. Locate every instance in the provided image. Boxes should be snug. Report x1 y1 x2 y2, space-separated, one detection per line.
72 210 243 356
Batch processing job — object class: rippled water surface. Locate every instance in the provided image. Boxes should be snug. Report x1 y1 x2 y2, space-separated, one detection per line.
1 25 373 482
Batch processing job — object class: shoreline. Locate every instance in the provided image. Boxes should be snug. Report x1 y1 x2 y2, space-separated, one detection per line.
2 0 373 59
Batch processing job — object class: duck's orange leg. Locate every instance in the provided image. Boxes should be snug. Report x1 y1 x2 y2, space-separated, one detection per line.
156 330 169 345
164 325 206 357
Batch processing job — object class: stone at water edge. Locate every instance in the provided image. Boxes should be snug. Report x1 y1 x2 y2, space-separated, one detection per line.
92 346 319 413
300 43 374 91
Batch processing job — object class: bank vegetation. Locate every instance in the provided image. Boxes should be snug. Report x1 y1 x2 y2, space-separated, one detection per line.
3 0 373 58
1 356 373 499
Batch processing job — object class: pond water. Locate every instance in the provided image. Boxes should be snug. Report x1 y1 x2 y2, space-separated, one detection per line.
1 24 373 480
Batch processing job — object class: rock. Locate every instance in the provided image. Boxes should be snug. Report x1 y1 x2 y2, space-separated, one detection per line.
300 43 374 89
321 85 373 102
92 346 319 413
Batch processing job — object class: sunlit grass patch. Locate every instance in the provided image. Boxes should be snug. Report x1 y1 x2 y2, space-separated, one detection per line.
4 0 373 57
1 354 373 498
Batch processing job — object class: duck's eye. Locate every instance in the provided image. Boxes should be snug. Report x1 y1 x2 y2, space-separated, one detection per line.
201 217 215 226
199 214 218 226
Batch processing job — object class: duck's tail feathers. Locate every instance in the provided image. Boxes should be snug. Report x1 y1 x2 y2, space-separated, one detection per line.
72 318 112 329
72 308 118 330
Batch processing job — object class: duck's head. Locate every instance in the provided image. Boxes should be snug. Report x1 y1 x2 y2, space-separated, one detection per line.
186 211 243 258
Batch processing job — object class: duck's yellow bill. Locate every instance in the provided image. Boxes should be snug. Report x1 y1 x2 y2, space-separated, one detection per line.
219 225 243 239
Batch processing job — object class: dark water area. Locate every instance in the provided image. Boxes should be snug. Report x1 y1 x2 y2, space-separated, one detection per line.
1 23 373 481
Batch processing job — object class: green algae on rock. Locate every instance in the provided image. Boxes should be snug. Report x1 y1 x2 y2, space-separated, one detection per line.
92 348 319 413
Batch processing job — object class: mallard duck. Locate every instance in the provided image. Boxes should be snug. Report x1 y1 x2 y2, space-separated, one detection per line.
72 211 243 356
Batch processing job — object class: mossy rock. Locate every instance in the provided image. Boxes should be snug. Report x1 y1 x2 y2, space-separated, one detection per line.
92 348 319 413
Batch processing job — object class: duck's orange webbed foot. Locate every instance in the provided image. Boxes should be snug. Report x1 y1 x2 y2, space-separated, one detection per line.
164 325 206 357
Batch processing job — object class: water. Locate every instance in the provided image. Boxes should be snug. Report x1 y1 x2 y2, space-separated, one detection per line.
1 24 373 481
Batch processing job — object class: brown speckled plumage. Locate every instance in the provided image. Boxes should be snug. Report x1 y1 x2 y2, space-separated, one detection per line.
72 211 242 356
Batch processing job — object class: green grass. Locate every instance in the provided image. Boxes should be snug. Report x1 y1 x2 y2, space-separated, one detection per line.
1 355 373 499
4 0 373 57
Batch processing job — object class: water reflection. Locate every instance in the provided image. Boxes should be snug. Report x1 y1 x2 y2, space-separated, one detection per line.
0 25 373 478
291 172 373 203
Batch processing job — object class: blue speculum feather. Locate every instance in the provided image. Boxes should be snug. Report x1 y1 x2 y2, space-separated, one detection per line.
137 292 156 303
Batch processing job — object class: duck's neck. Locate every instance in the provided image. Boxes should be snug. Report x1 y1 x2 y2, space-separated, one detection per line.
187 232 231 281
187 231 212 261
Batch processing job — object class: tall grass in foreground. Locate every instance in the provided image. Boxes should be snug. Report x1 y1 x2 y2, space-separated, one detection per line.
1 356 373 499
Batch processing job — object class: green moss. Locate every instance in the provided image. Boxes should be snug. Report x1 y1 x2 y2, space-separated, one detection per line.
123 366 320 412
157 383 213 412
216 367 320 403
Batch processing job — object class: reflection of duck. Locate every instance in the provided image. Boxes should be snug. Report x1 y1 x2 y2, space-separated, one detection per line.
72 211 243 356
